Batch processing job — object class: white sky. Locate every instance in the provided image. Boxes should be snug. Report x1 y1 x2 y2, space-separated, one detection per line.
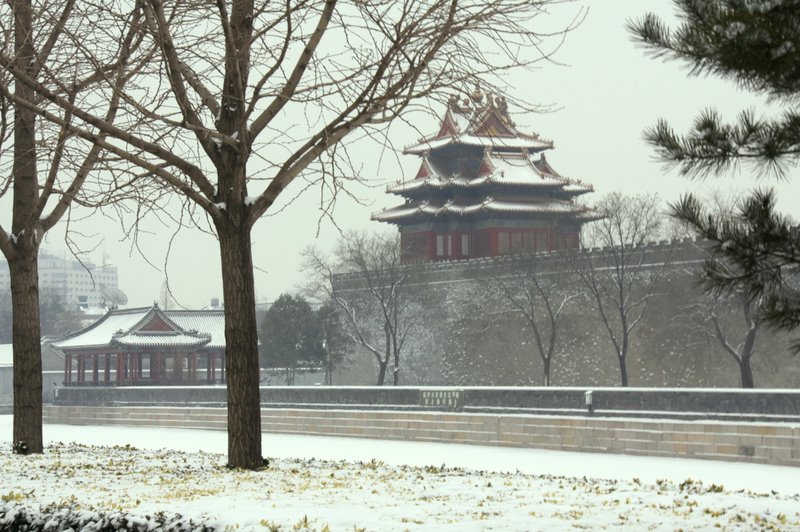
6 0 800 309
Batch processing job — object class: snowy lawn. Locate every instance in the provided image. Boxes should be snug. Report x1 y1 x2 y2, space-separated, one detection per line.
1 415 798 530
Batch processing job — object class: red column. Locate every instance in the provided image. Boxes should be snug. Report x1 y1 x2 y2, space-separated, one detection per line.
116 354 123 384
64 354 71 385
220 353 225 383
189 353 197 382
77 355 85 383
175 353 183 382
92 355 99 383
104 354 111 383
154 353 160 382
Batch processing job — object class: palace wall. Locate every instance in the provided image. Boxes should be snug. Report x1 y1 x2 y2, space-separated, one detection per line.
331 239 800 388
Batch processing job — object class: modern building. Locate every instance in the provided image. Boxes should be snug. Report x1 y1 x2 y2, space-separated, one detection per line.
0 250 124 310
373 90 601 263
52 305 226 386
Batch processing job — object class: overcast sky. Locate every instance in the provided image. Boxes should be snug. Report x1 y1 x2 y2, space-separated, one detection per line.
9 0 800 310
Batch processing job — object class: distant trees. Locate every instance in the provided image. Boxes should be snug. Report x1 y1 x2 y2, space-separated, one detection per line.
630 1 800 352
1 289 82 344
307 231 416 386
317 300 352 386
2 0 582 468
577 192 671 387
259 294 325 385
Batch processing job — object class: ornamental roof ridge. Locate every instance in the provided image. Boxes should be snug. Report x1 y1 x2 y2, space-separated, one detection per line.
165 308 225 315
404 91 554 154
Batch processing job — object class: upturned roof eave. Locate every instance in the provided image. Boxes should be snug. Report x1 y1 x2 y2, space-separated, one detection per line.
385 179 593 197
372 203 602 224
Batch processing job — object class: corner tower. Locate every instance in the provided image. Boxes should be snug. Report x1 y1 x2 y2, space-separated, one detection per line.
373 90 600 263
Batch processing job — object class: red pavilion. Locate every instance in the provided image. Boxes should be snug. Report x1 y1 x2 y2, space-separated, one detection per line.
53 305 226 386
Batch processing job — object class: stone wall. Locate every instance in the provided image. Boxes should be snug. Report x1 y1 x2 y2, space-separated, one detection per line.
42 404 800 467
331 239 800 388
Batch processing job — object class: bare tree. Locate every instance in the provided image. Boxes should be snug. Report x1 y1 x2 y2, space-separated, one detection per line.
0 1 146 454
316 300 351 386
307 231 414 386
2 0 581 467
576 192 671 387
685 290 762 388
488 255 578 386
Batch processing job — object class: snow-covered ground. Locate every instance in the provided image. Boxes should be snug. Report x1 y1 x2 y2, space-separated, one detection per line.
1 415 798 530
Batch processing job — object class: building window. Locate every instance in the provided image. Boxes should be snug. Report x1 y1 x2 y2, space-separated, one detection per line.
436 234 444 256
446 234 453 257
461 234 470 256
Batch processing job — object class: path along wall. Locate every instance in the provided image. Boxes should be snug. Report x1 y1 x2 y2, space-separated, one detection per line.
47 386 800 467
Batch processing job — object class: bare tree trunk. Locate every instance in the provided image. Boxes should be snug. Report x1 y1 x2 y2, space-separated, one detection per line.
217 222 262 469
10 248 43 454
376 361 387 386
10 0 43 455
618 355 628 387
542 356 551 387
323 325 332 385
739 355 755 388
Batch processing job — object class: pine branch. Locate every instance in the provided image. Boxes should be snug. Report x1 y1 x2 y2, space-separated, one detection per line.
671 189 800 352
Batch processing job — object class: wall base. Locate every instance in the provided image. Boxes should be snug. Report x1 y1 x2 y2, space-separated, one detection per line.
42 404 800 467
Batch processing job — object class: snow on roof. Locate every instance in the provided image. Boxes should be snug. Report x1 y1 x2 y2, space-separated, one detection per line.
373 197 600 222
387 153 593 195
52 306 226 352
113 331 211 349
167 311 226 350
52 307 152 350
404 134 552 154
405 91 554 154
0 344 11 367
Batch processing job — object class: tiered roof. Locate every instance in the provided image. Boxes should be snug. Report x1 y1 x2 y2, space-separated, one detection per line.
373 90 598 224
53 305 224 352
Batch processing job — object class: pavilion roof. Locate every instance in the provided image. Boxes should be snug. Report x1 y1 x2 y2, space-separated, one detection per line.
52 305 225 352
404 91 553 155
112 330 211 349
387 152 593 196
372 196 601 223
165 311 226 349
